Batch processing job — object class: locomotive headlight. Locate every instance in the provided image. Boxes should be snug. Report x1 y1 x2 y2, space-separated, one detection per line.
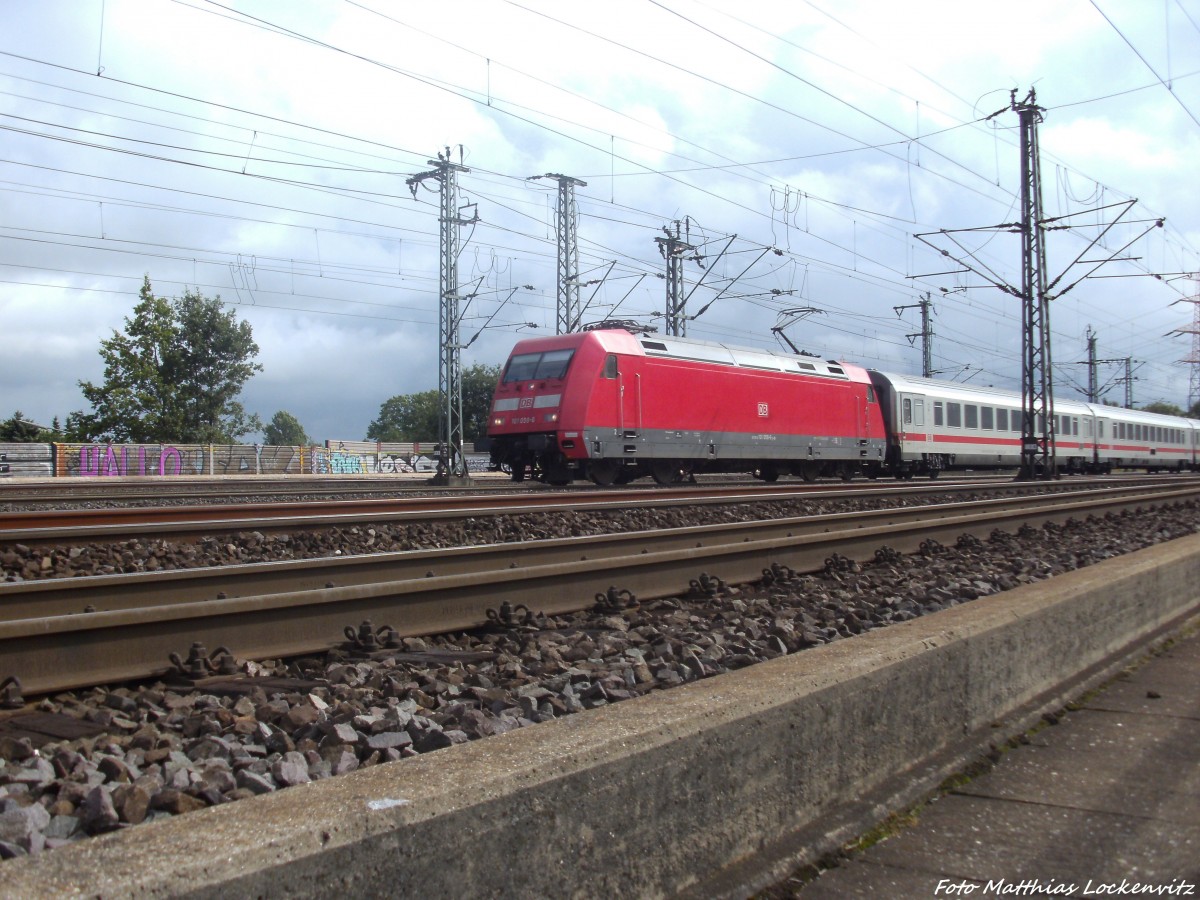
544 413 558 422
492 417 504 427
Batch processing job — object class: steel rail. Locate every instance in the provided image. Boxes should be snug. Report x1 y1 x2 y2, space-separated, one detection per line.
2 482 1195 622
3 483 1197 697
0 476 1184 543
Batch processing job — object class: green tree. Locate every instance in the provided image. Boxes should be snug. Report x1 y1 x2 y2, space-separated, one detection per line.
367 364 501 444
462 363 502 441
263 410 311 446
366 390 440 442
75 276 263 443
0 411 43 442
31 416 62 442
1141 401 1185 416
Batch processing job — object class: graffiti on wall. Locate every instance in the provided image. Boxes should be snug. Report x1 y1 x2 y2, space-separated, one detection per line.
30 442 492 478
60 444 303 477
309 449 438 475
309 448 493 476
74 444 199 477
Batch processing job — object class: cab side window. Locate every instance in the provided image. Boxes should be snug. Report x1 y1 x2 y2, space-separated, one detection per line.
603 354 618 379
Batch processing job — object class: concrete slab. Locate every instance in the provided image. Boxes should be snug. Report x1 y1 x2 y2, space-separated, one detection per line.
799 628 1200 897
802 792 1200 897
867 792 1198 879
795 858 985 900
1083 638 1200 719
955 713 1200 814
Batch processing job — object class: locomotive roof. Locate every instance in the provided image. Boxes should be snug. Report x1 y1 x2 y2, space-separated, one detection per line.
597 329 868 382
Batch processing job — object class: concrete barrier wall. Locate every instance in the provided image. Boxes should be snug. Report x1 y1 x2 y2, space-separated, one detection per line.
7 534 1200 898
0 441 492 478
0 443 53 478
56 444 305 477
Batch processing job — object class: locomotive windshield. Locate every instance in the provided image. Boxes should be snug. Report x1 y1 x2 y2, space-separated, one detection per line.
502 348 574 383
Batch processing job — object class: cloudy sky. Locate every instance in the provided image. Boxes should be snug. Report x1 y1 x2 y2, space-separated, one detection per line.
2 0 1198 442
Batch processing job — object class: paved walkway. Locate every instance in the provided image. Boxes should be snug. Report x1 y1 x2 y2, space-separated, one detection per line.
798 627 1200 899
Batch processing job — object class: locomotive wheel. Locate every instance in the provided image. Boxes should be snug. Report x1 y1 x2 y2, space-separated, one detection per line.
536 458 572 486
651 460 682 485
798 462 820 483
756 466 780 483
587 460 620 486
510 465 526 482
928 467 940 480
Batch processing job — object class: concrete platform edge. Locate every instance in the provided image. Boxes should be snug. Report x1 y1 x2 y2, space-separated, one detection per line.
5 533 1200 899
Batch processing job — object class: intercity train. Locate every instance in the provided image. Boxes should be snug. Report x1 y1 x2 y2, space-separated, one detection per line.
486 326 1199 485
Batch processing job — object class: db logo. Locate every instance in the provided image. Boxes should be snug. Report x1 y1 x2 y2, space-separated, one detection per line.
757 402 769 417
519 397 534 409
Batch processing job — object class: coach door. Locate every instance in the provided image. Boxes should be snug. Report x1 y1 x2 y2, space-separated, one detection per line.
900 393 930 447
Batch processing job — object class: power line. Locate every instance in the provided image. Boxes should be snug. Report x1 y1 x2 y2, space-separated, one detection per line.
1089 0 1200 130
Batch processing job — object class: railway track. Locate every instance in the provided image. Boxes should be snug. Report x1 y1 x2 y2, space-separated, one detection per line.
0 475 1181 543
0 473 513 506
0 471 1016 507
3 480 1197 698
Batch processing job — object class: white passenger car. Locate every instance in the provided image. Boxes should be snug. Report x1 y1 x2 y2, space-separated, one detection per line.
869 371 1198 476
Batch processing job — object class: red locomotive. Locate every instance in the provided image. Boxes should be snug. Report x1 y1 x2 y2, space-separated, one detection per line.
487 325 887 484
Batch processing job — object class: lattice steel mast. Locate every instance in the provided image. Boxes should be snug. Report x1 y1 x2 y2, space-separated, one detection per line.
1013 89 1055 480
656 220 694 337
894 293 935 377
530 174 587 334
1170 277 1200 413
1084 326 1099 402
917 88 1163 479
407 147 477 484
